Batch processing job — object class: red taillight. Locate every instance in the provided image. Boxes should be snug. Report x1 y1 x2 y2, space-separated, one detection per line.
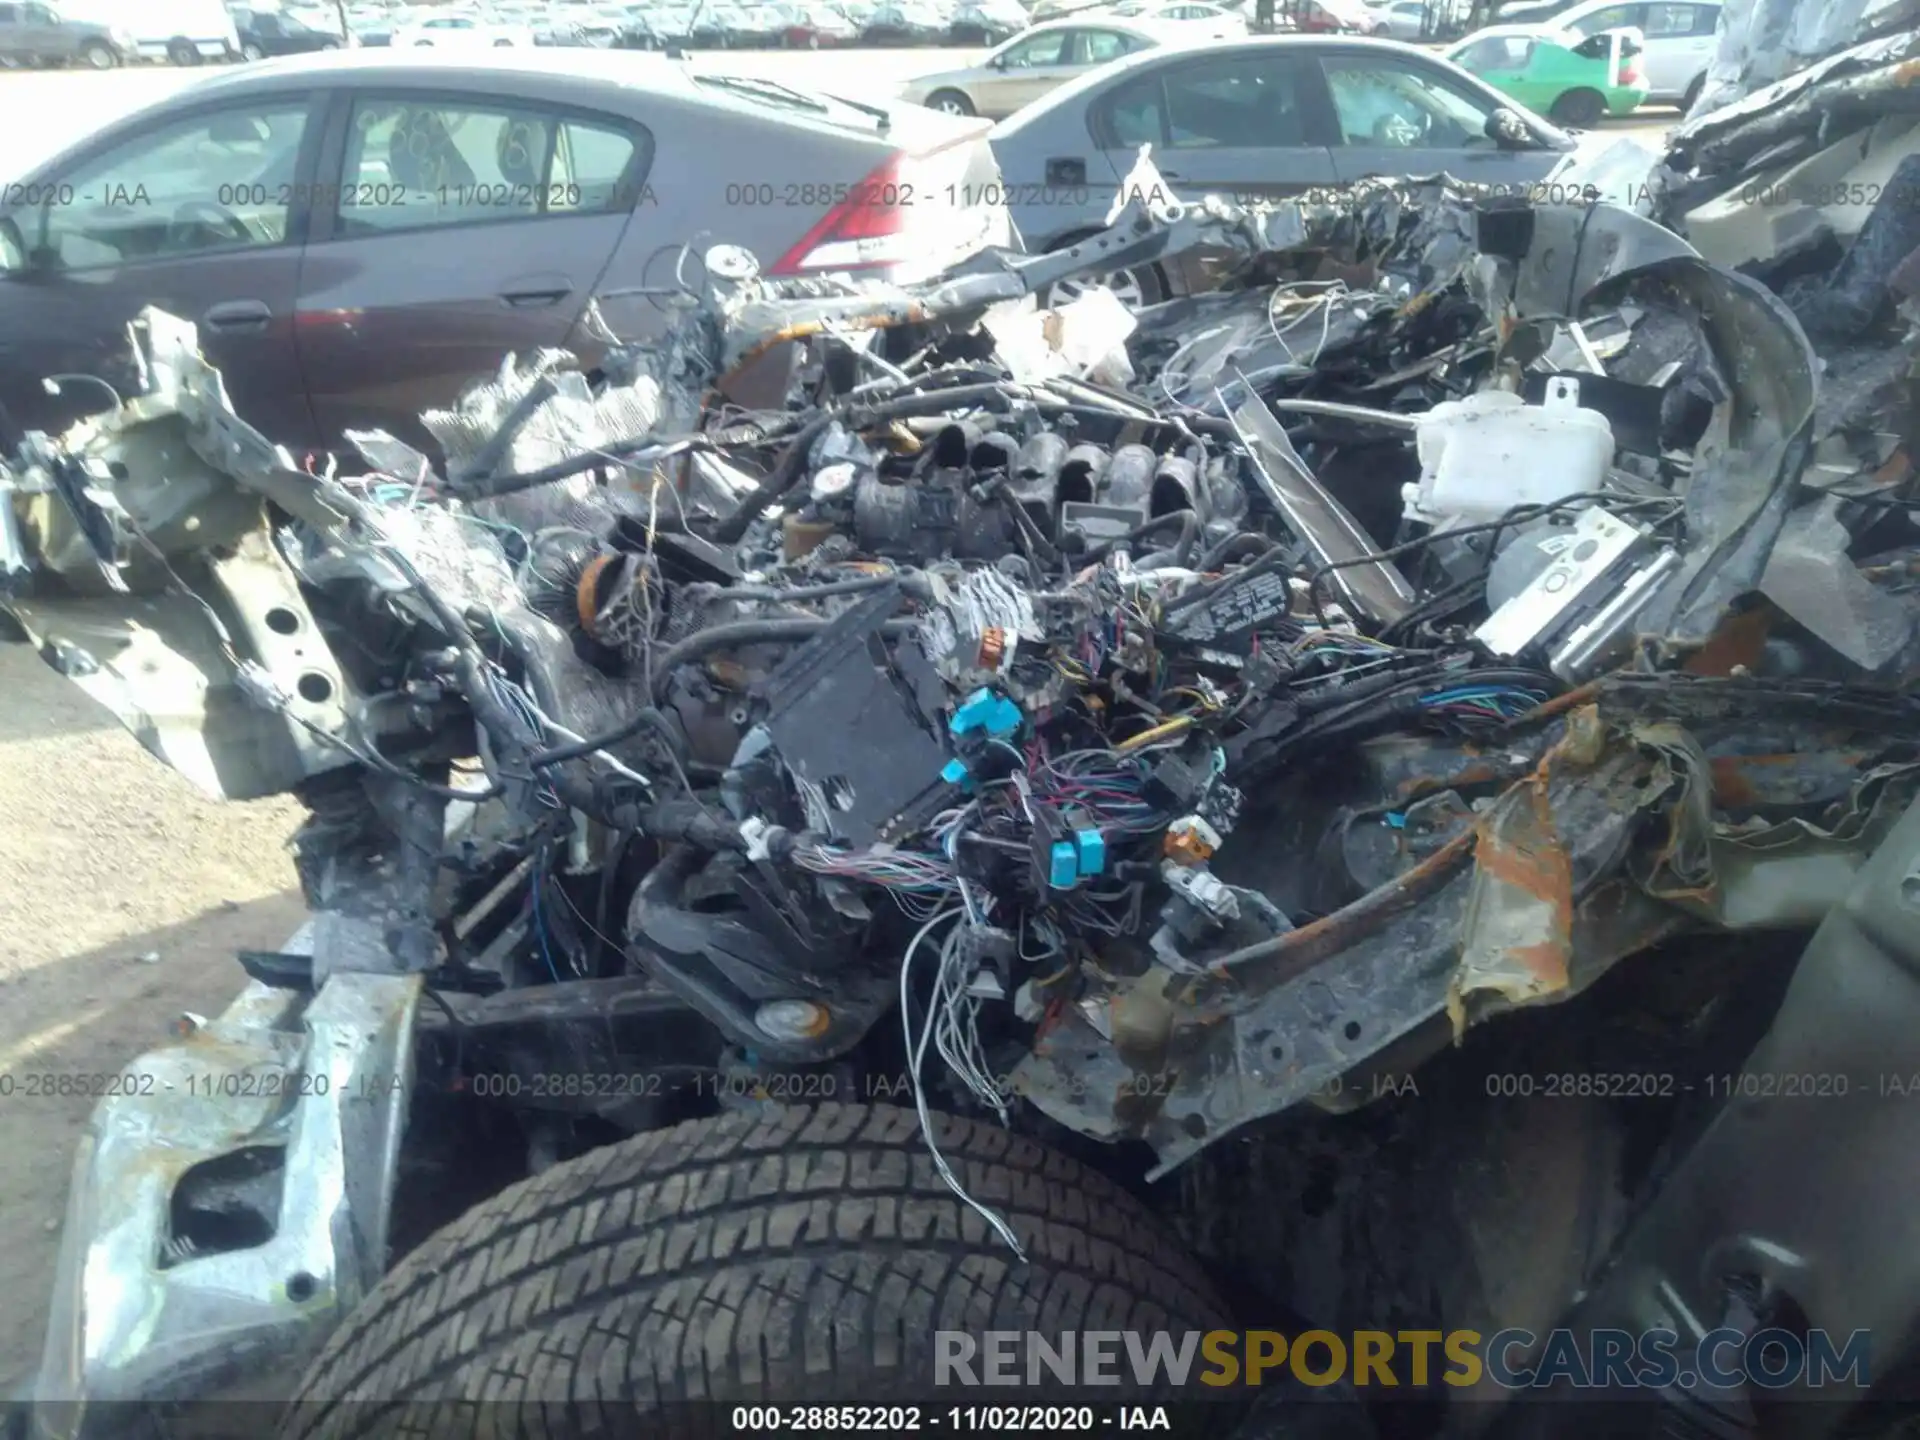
769 153 912 275
1622 63 1644 86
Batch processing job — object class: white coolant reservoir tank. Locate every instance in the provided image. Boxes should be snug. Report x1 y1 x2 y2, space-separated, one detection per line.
1407 375 1615 527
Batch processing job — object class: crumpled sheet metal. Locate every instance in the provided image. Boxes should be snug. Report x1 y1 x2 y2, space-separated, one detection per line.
1617 708 1920 926
1760 498 1920 671
1614 258 1819 655
1014 706 1676 1175
1673 29 1920 177
1016 669 1919 1173
1449 755 1577 1030
1692 0 1920 120
31 965 419 1434
1710 761 1920 926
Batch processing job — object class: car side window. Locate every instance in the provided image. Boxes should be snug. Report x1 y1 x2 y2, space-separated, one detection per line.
338 98 548 233
1325 59 1495 148
38 102 310 271
1160 54 1314 149
0 4 20 21
1565 3 1642 34
1001 30 1069 65
1097 72 1167 147
1686 2 1719 33
256 13 282 34
336 98 645 235
546 118 647 213
1081 27 1133 61
22 1 52 20
1643 3 1695 33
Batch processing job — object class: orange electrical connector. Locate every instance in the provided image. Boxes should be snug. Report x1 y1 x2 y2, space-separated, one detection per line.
1163 816 1222 865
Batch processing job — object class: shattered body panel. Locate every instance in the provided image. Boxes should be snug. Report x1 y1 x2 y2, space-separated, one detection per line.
7 143 1920 1434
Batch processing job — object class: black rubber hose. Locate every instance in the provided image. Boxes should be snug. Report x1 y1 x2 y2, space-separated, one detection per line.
529 705 688 769
710 414 836 544
1198 531 1277 570
1081 509 1196 565
453 374 559 487
710 572 919 603
455 436 655 500
1132 511 1202 570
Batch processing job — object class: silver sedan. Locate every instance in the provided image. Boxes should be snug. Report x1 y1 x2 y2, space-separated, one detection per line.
898 17 1165 117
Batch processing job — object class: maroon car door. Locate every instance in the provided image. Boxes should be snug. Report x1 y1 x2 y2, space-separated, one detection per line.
0 93 325 449
293 88 652 452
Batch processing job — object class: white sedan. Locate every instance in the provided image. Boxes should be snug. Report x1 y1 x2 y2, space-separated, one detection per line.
390 13 536 46
1110 0 1247 36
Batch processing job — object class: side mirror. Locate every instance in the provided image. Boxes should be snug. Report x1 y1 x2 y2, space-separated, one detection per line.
990 52 1008 67
1484 106 1532 146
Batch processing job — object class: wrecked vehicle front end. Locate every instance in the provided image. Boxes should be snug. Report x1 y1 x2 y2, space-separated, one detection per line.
8 165 1920 1437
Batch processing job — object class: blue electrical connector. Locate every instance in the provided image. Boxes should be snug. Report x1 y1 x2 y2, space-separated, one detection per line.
1048 840 1079 888
950 687 1023 739
1073 828 1106 877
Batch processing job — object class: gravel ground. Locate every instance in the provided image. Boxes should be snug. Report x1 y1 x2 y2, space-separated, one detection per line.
0 639 305 1388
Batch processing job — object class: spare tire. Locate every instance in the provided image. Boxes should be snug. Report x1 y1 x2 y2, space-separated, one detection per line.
287 1103 1232 1437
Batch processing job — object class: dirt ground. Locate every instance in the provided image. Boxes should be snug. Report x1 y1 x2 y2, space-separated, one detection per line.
0 637 306 1390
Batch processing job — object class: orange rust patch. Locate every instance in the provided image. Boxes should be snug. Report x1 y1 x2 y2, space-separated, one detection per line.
1685 605 1774 676
575 553 613 634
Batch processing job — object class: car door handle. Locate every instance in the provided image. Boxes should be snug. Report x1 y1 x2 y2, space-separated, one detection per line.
204 299 272 332
500 284 572 308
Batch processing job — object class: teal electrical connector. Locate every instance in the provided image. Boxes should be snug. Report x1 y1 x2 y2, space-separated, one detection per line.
950 687 1023 739
1073 829 1106 876
1048 840 1079 889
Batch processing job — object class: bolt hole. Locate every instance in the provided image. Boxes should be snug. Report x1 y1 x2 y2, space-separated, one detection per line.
1343 1020 1362 1041
286 1271 317 1302
1268 1045 1284 1062
822 775 856 812
265 607 301 635
296 672 334 704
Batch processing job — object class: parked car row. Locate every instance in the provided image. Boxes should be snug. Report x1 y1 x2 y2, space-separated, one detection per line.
1 0 242 67
331 0 1033 51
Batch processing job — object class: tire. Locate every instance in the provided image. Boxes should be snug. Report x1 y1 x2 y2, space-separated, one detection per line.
286 1104 1231 1434
166 37 197 65
79 39 118 68
1549 87 1604 127
241 41 264 59
925 87 974 115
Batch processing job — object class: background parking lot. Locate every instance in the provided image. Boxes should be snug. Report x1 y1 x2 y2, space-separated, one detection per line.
0 50 1670 177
